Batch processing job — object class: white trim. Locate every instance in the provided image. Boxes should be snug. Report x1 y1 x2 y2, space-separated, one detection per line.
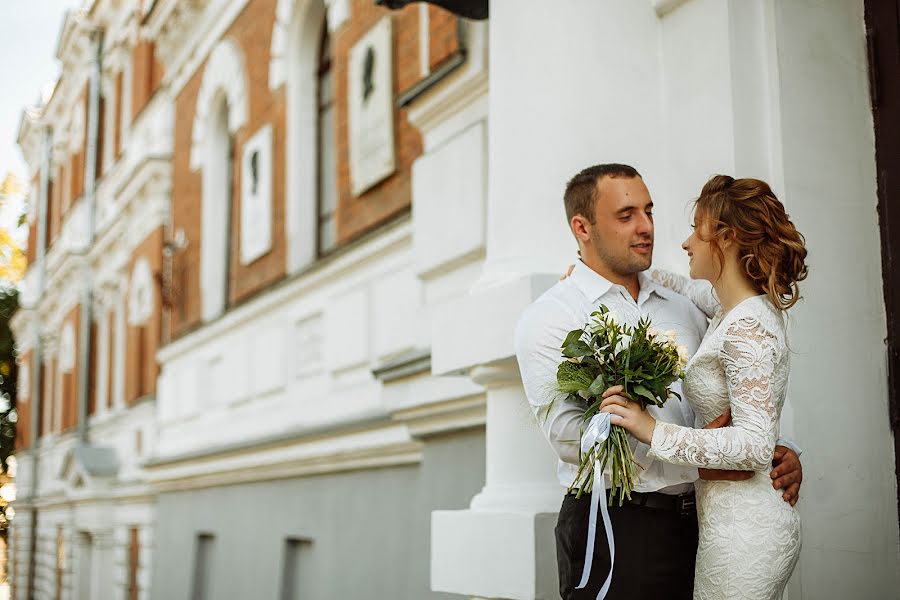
189 38 249 171
199 97 231 322
69 100 86 154
419 3 430 78
157 218 411 364
270 0 347 92
112 288 126 411
95 306 110 416
127 257 155 327
284 0 327 273
59 323 76 373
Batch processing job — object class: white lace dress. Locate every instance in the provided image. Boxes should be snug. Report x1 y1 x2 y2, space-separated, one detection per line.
648 270 801 600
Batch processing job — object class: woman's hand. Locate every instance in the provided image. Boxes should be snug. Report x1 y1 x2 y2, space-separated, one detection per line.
599 385 657 444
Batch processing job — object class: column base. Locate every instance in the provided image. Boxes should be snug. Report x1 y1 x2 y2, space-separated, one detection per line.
431 508 560 599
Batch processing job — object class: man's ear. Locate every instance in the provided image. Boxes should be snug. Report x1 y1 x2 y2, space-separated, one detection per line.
571 215 591 244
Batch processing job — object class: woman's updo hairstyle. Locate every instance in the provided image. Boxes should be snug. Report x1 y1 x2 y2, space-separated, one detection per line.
694 175 808 310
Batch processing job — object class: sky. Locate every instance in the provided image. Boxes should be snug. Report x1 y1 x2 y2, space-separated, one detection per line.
1 1 82 180
0 1 81 240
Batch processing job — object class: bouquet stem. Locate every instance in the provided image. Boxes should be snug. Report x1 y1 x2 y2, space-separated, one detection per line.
568 424 639 507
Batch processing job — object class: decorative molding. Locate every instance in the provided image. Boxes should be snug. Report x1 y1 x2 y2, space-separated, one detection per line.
391 394 486 438
270 0 327 91
239 124 274 264
157 218 411 364
189 37 249 171
469 358 522 389
348 17 396 196
127 258 155 327
68 101 86 153
148 441 423 492
59 323 76 373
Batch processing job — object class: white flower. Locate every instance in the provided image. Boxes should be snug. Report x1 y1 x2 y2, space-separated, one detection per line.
647 327 660 339
665 329 678 343
677 344 690 368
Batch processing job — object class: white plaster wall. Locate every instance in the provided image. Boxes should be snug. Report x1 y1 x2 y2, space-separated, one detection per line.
484 0 666 284
766 1 900 596
155 227 451 459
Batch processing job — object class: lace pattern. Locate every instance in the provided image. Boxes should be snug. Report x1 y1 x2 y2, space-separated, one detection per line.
650 268 721 319
648 292 801 599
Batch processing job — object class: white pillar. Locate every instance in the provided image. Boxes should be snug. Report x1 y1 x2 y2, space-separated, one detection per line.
429 3 674 598
95 304 110 416
432 360 561 599
113 286 127 411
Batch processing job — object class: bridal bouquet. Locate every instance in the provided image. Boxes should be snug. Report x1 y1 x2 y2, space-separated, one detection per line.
554 306 689 505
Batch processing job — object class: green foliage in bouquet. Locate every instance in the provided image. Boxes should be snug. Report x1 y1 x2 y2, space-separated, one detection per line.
553 306 688 505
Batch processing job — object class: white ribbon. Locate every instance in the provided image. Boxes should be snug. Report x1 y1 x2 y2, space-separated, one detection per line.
575 412 616 598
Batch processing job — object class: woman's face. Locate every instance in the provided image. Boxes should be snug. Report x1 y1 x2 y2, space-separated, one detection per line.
682 216 720 282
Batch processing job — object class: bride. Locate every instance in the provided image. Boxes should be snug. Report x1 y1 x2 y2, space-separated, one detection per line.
599 175 805 599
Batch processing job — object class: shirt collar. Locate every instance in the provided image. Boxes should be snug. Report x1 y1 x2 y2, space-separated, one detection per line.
569 260 672 304
569 260 614 303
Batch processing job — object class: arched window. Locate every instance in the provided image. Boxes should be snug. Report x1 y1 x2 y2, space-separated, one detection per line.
190 38 247 322
200 95 234 320
274 0 327 273
316 21 337 256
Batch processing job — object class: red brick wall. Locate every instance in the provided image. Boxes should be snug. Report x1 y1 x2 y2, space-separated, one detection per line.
125 227 163 405
170 0 286 338
170 56 205 337
114 71 124 158
96 94 106 179
26 175 38 266
68 87 88 208
167 0 437 339
39 356 52 439
60 305 80 433
224 0 287 305
131 41 164 122
14 351 31 450
333 1 422 244
48 168 59 244
428 6 459 71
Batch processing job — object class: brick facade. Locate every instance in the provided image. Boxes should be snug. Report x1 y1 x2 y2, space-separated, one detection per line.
22 0 459 442
131 40 164 123
125 227 163 406
168 0 444 337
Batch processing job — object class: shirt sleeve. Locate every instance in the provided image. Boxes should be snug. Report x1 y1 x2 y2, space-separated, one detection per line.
514 299 586 467
648 315 782 471
650 269 721 319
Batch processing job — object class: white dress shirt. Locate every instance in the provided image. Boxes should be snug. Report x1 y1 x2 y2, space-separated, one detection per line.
514 260 708 495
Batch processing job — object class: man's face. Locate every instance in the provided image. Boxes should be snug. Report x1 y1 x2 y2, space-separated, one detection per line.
586 176 654 275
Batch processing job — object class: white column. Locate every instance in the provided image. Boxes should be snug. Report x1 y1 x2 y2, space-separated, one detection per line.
75 532 93 600
430 3 670 598
113 286 127 411
89 530 115 600
95 305 110 416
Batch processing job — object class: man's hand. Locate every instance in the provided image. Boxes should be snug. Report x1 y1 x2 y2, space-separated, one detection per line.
771 446 802 506
697 409 754 482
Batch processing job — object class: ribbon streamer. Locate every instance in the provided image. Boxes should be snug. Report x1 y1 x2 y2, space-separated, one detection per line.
575 412 616 598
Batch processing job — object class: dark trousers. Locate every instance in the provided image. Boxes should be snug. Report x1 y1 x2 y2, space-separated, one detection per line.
555 493 698 599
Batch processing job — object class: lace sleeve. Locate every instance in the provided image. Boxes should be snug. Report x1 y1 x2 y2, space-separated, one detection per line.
649 269 720 318
648 315 782 471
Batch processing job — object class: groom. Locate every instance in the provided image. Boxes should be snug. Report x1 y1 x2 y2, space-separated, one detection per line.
514 164 803 599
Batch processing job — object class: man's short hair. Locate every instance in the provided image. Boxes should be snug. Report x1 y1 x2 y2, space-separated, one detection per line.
564 163 642 224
